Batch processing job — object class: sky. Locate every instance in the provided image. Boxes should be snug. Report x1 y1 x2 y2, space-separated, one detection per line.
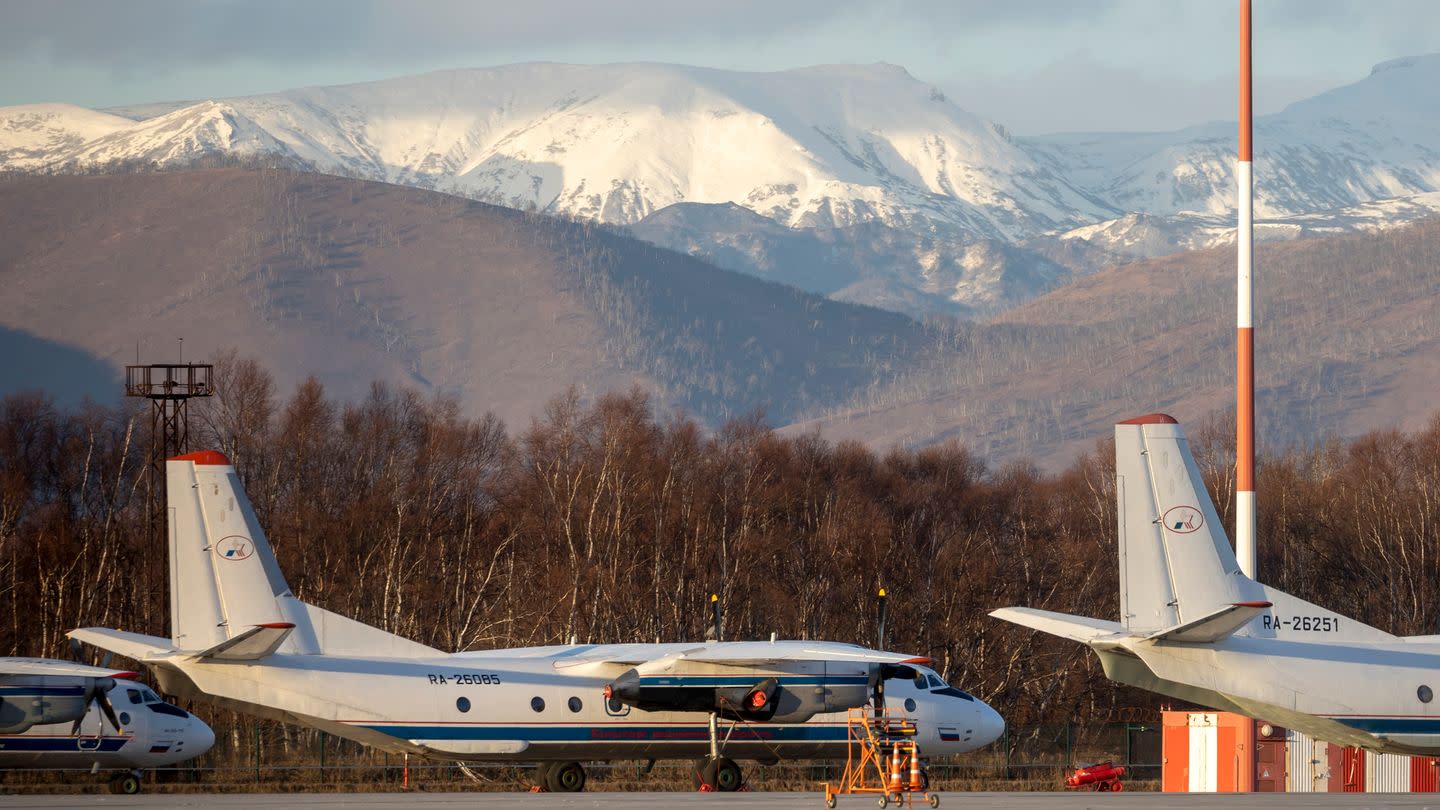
3 0 1438 134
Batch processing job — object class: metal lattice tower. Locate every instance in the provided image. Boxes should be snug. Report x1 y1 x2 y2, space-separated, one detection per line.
125 363 214 541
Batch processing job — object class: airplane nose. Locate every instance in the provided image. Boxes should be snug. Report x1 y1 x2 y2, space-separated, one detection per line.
189 715 216 757
975 701 1005 747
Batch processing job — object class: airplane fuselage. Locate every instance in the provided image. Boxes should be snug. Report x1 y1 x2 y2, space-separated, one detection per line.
147 644 1001 762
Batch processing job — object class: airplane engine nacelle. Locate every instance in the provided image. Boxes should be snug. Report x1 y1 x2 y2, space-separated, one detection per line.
603 669 874 724
604 670 783 720
0 675 112 734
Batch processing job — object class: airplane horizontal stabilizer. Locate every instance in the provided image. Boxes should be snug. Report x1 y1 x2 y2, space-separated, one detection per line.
988 607 1126 647
68 628 177 662
1144 602 1272 644
190 623 296 661
0 658 141 679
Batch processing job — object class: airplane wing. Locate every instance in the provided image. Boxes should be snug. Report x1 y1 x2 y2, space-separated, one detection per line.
1143 602 1272 644
0 657 139 679
554 641 928 670
680 643 930 666
989 607 1128 647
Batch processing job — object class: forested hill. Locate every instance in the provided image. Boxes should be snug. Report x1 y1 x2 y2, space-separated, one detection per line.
0 167 923 427
4 372 1439 729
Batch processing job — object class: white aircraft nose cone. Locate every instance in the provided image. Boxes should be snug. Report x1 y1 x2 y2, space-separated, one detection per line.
975 702 1005 747
190 716 216 757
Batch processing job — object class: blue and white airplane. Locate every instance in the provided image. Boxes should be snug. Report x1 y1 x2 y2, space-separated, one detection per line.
70 450 1003 791
0 658 214 793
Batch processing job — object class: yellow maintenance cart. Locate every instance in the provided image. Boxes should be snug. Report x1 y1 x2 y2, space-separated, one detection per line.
823 708 939 808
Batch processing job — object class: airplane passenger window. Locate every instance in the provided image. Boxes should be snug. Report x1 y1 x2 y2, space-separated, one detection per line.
531 696 546 713
904 698 917 712
119 712 131 726
568 697 583 713
127 689 142 705
1420 685 1434 703
456 697 471 713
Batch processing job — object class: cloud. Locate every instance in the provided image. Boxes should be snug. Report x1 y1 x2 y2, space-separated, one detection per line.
1 0 867 67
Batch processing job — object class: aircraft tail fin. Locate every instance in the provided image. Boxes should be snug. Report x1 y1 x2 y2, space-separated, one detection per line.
1113 415 1395 643
166 452 439 658
1114 415 1266 633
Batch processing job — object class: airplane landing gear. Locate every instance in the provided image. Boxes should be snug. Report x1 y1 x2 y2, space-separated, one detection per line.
697 756 742 791
544 761 587 793
694 713 744 791
108 770 142 794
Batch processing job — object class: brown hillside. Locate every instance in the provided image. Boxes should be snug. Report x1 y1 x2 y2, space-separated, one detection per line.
793 217 1440 466
0 168 924 425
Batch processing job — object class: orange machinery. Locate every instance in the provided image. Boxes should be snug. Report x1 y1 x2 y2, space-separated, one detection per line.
823 708 939 808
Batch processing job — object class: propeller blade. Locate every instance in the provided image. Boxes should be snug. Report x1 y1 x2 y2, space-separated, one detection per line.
95 690 122 733
876 588 888 650
709 594 723 643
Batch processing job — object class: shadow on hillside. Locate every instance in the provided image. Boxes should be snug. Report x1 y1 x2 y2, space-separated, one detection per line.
0 327 120 406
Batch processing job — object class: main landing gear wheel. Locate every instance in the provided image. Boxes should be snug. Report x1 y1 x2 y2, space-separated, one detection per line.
545 761 587 793
109 773 142 794
532 762 554 790
696 756 743 791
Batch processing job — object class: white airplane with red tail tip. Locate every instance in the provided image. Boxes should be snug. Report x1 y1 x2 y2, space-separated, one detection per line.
69 450 1003 792
993 414 1440 755
0 658 214 793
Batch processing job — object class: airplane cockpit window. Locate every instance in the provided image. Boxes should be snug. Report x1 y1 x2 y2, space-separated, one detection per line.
926 674 946 690
127 688 143 705
934 686 975 701
139 688 160 704
912 671 928 690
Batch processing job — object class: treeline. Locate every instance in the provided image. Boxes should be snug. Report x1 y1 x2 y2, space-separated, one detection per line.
2 353 1439 730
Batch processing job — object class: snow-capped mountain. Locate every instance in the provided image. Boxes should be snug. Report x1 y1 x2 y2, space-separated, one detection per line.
1023 55 1440 220
2 63 1109 242
3 56 1440 317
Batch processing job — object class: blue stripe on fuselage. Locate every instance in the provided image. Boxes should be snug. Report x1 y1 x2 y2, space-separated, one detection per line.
636 676 867 687
358 724 849 742
1333 717 1440 735
0 686 86 696
0 737 129 752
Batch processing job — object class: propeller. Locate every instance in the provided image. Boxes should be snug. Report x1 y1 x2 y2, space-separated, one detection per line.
70 677 122 736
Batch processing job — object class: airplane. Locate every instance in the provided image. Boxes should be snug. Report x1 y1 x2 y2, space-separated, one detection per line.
0 658 215 793
69 450 1004 792
993 413 1440 755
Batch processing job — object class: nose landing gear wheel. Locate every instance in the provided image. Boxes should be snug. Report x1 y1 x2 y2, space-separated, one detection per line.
545 761 587 792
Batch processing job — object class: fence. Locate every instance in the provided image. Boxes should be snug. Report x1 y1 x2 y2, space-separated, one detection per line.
6 721 1161 793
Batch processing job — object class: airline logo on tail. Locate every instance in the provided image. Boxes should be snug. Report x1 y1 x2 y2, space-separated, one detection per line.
1163 506 1204 534
216 536 254 561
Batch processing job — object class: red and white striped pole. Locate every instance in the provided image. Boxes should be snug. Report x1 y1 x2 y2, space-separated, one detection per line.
1236 0 1257 579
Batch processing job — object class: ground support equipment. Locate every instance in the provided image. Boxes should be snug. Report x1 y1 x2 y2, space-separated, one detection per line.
822 708 939 808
